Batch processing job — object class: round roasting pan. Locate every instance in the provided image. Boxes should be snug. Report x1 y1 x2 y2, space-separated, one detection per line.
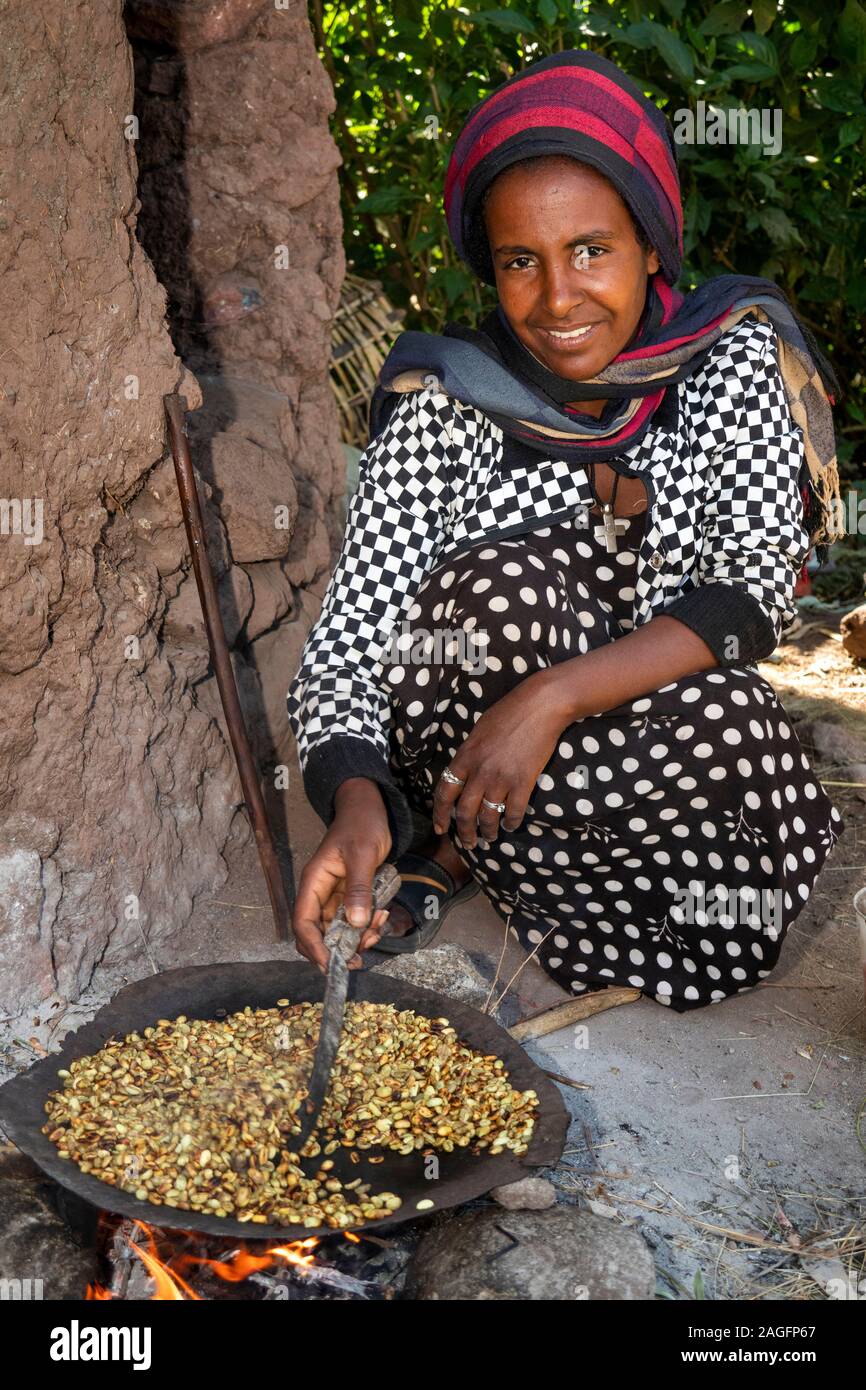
0 961 569 1242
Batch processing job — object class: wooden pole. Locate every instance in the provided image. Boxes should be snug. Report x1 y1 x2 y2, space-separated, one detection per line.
164 394 290 942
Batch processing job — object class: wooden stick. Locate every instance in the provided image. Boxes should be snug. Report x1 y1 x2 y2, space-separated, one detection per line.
509 987 640 1041
164 394 290 942
543 1069 592 1091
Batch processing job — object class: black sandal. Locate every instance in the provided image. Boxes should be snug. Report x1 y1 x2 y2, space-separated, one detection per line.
369 851 480 955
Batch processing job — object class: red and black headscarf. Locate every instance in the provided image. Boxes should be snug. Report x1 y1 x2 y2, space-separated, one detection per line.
374 49 842 546
445 49 683 288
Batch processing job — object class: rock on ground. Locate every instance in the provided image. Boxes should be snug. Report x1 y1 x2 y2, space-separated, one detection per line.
795 716 866 782
840 604 866 659
406 1205 656 1301
490 1177 557 1211
0 1147 96 1300
372 944 491 1009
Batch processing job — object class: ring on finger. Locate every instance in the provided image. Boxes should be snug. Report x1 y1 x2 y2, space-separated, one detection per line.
481 797 507 814
440 768 465 786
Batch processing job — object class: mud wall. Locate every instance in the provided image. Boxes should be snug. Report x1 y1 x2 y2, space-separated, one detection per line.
0 0 344 1015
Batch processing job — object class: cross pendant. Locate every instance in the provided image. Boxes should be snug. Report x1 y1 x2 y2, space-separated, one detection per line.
593 503 629 554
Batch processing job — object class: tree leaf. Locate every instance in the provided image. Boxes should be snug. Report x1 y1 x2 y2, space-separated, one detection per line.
789 29 819 72
357 186 409 216
837 0 866 69
757 207 804 248
751 0 778 34
620 20 657 50
463 8 538 35
722 31 780 72
539 0 559 26
699 2 748 37
812 76 866 113
651 24 696 84
839 117 866 146
722 62 779 81
436 266 474 304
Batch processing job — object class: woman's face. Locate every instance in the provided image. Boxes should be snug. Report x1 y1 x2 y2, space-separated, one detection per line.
483 157 660 382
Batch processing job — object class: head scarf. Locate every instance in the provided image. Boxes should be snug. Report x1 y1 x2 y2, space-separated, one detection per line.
373 49 843 548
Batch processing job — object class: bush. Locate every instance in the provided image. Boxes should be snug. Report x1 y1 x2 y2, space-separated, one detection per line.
311 0 866 477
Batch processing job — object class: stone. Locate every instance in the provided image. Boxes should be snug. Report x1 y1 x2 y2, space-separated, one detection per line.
206 432 298 564
0 817 62 1016
241 559 296 642
373 943 490 1009
490 1177 557 1211
406 1206 656 1301
163 565 254 674
126 0 266 53
0 1146 96 1300
841 604 866 659
196 589 320 766
246 593 321 762
797 718 866 768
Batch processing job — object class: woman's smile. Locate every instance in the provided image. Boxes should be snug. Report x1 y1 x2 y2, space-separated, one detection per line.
532 319 603 352
483 157 660 398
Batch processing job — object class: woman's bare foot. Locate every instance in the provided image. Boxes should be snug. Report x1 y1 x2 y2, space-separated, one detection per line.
386 833 472 938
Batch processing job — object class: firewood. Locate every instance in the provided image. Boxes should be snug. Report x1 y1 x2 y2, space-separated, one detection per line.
509 987 640 1041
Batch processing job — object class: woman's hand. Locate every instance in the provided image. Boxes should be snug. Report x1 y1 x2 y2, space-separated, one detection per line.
292 778 393 972
432 669 573 847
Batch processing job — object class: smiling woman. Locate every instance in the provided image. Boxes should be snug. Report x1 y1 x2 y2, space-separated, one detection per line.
287 48 847 1012
483 156 659 412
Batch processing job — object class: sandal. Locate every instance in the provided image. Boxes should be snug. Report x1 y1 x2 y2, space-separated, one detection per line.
368 851 481 956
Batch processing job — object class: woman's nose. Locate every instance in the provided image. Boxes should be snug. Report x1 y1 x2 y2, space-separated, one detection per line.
541 263 586 319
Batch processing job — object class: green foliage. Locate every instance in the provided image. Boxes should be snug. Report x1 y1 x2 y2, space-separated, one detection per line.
311 0 866 476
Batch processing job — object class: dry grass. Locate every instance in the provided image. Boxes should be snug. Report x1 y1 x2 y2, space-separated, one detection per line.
762 614 866 738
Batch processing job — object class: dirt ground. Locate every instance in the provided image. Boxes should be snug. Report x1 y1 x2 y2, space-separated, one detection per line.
2 607 864 1300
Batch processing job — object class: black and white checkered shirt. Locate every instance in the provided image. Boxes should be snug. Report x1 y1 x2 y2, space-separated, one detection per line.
288 316 810 854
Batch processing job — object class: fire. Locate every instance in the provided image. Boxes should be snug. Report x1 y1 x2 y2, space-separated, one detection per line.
86 1221 322 1300
130 1234 200 1301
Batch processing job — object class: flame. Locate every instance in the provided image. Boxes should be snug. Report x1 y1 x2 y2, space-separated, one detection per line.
88 1221 321 1299
129 1235 201 1301
270 1239 319 1270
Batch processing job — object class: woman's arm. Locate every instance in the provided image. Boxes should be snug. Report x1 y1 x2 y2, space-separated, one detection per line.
538 611 716 724
661 315 811 663
431 615 715 846
287 388 455 860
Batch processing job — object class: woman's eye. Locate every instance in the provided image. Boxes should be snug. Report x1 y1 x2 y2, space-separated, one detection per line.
505 255 534 270
572 244 605 268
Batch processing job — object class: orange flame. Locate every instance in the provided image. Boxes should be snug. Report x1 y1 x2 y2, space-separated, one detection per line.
129 1235 201 1301
88 1221 321 1299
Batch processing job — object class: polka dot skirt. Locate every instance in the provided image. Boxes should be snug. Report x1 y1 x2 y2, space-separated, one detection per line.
384 511 845 1011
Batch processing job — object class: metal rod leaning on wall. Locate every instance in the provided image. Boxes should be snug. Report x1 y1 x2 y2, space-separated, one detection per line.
164 393 290 942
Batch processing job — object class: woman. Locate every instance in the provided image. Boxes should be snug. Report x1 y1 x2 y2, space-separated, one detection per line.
287 49 845 1011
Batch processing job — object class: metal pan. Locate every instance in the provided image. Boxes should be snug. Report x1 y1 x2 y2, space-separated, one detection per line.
0 961 569 1242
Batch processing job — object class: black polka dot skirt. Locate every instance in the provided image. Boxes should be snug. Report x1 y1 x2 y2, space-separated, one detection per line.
384 511 845 1011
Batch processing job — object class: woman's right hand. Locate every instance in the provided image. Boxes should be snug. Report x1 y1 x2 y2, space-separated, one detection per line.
292 778 394 972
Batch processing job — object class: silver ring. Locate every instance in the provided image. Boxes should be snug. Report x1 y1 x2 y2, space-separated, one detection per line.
440 768 465 786
481 797 506 814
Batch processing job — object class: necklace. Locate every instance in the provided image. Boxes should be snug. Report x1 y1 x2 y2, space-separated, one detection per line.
587 462 630 554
